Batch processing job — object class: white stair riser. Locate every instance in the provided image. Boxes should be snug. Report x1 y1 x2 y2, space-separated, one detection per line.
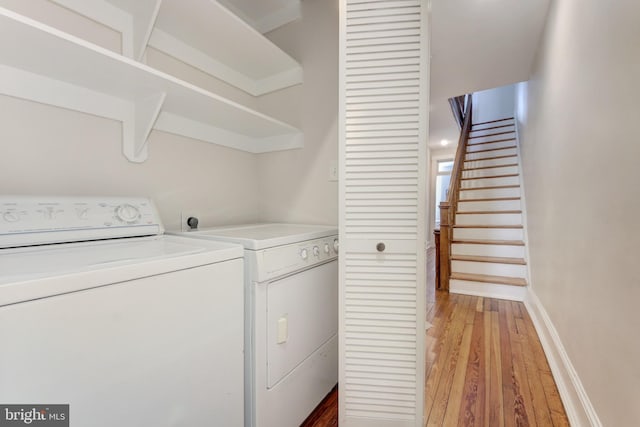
469 125 515 138
467 140 516 152
459 186 521 199
468 133 515 145
452 243 525 258
472 120 514 131
460 175 520 189
462 165 519 178
465 147 517 160
453 227 524 240
465 156 517 169
456 213 522 225
452 260 527 277
458 199 521 211
450 280 527 300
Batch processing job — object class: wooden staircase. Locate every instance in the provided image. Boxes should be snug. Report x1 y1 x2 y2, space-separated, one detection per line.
439 112 529 301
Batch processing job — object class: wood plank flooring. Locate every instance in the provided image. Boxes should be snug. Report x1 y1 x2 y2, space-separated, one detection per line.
302 249 569 426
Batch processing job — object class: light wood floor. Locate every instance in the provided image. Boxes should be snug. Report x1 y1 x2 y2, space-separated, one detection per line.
302 249 569 426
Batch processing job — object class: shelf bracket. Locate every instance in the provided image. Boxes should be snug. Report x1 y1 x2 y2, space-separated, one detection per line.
123 92 166 163
131 0 163 61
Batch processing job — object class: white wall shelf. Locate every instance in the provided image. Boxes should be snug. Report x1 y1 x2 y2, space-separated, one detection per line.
0 8 303 162
51 0 304 96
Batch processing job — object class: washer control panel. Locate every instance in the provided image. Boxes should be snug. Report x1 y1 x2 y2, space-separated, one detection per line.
252 236 339 282
0 196 163 248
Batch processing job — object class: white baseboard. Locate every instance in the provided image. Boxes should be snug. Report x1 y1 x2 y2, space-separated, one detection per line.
524 289 602 427
449 280 527 301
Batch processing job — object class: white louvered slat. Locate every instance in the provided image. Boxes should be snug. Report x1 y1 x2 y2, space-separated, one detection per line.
340 0 427 424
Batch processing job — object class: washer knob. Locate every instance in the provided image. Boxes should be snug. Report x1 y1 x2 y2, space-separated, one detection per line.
333 238 339 254
300 248 309 260
115 204 140 223
3 211 19 223
324 243 330 254
313 246 320 257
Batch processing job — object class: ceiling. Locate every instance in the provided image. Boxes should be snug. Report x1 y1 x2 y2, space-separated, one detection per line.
429 0 551 149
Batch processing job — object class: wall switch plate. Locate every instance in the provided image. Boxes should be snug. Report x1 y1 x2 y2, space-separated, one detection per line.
329 160 338 182
180 211 200 232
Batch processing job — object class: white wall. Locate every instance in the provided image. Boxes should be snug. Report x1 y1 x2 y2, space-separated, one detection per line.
0 0 338 229
516 0 640 425
256 0 339 226
472 84 516 124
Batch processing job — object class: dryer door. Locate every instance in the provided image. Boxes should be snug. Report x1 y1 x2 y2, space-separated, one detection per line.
266 260 338 387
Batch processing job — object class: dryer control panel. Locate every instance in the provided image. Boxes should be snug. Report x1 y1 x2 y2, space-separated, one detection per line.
250 235 339 282
0 196 163 248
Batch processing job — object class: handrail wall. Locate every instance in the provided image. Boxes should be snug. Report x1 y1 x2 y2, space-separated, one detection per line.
438 94 473 290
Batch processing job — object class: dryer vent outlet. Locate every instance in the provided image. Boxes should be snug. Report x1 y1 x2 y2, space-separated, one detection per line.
180 212 200 232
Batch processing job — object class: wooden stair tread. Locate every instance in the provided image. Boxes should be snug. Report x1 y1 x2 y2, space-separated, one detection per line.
463 163 518 171
456 210 522 214
469 123 515 132
452 254 526 265
465 154 517 162
452 238 525 246
459 185 520 191
453 224 523 229
466 145 517 154
467 137 516 147
472 117 515 126
461 174 519 181
469 131 515 139
459 197 521 202
451 272 527 287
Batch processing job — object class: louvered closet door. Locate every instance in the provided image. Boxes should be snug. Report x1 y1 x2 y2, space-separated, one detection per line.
339 1 428 426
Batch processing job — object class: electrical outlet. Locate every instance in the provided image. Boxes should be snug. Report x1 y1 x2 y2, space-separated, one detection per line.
329 160 338 182
180 211 200 232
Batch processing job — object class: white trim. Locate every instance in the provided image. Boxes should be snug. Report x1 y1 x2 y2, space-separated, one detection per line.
449 280 526 301
524 289 603 427
513 117 534 288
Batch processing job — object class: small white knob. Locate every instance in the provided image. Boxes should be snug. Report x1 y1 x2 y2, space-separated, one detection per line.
333 238 339 254
300 248 309 260
3 211 19 223
116 204 140 223
313 246 320 257
324 243 330 254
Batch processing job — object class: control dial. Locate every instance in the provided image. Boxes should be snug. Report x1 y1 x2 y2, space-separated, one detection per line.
333 238 339 254
115 204 141 223
3 211 19 223
324 243 330 254
300 248 309 260
313 246 320 257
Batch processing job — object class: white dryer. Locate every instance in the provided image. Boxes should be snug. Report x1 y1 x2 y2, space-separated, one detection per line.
0 196 245 427
172 223 338 427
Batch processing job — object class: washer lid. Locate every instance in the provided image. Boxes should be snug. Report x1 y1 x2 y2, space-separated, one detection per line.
0 235 243 306
176 223 338 250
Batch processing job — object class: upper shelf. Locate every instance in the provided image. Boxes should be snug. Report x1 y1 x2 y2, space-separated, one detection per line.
55 0 303 96
0 7 303 161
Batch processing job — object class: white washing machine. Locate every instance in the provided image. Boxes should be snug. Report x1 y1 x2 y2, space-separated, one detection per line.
0 196 245 427
172 223 338 427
